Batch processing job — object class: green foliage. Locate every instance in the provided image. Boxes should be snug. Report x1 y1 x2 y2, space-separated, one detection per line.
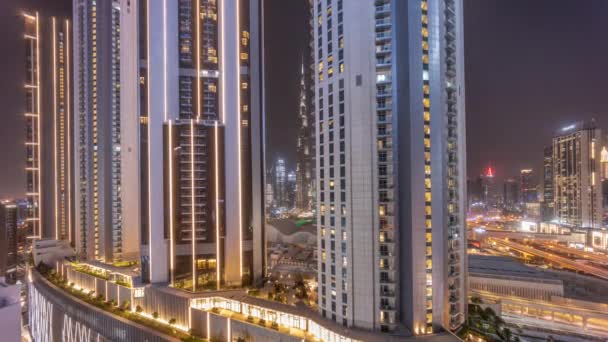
136 305 143 313
152 311 159 319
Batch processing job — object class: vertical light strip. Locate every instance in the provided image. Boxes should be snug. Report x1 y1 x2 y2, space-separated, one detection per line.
36 12 42 238
235 0 243 280
146 0 154 281
190 119 197 290
206 311 210 340
168 120 175 284
220 0 226 124
52 18 59 240
214 122 220 289
196 0 201 120
163 0 168 121
66 20 72 244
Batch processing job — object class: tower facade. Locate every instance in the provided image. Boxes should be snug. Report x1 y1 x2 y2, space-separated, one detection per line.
520 169 536 203
601 146 608 180
140 0 266 288
273 158 287 208
295 63 314 211
23 12 43 240
24 12 74 243
313 0 466 334
73 0 140 262
552 122 602 228
542 145 555 220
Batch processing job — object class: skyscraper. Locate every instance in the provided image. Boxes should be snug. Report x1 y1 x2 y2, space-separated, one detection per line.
542 145 554 221
503 178 519 208
273 158 287 208
73 0 140 262
23 11 74 243
601 145 608 180
141 0 266 288
295 62 314 211
552 122 602 228
313 0 466 335
0 202 18 284
520 169 536 203
480 167 497 207
23 12 42 240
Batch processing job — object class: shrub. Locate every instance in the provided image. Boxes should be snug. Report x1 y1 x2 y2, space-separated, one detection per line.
271 322 279 330
258 319 266 326
152 311 159 319
136 305 143 313
169 318 177 325
247 315 254 322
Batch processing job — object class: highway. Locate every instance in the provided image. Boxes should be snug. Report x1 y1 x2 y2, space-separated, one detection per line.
532 242 608 265
487 238 608 281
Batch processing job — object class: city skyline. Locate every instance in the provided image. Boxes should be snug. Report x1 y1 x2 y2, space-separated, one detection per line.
0 0 606 199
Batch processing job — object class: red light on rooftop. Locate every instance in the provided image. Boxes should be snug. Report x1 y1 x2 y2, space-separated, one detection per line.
485 167 495 178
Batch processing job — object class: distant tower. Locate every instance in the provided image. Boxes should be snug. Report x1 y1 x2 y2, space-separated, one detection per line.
295 62 313 211
552 122 602 228
542 145 555 221
520 169 536 203
274 159 287 208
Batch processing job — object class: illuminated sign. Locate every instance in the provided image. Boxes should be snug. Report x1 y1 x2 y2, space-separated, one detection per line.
133 287 145 298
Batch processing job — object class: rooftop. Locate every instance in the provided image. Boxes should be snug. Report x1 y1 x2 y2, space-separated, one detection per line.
469 254 552 280
267 218 316 236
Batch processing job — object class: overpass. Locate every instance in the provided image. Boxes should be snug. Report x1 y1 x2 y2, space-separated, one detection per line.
487 238 608 281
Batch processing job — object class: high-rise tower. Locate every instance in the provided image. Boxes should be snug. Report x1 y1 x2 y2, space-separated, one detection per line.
23 12 43 240
141 0 266 289
295 63 314 211
552 122 602 228
23 11 74 243
313 0 467 334
73 0 140 262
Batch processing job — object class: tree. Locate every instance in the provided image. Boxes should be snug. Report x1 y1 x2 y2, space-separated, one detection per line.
292 274 308 300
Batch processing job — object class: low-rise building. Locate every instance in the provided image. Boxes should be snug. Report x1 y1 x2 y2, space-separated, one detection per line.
0 277 21 342
32 239 75 266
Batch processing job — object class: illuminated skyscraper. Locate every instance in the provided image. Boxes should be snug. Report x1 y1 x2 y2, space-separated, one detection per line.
313 0 467 335
542 145 555 220
503 178 519 208
73 0 140 262
520 169 537 203
552 122 602 228
23 12 43 240
23 12 74 243
273 158 287 208
601 146 608 180
295 62 314 211
0 202 18 284
141 0 266 288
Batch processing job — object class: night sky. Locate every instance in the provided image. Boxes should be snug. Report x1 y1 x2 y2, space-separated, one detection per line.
0 0 606 199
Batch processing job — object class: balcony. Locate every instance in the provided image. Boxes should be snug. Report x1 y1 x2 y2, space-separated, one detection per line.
375 18 391 28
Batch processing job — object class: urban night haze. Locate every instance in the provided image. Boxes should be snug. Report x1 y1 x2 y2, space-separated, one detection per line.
0 0 606 341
